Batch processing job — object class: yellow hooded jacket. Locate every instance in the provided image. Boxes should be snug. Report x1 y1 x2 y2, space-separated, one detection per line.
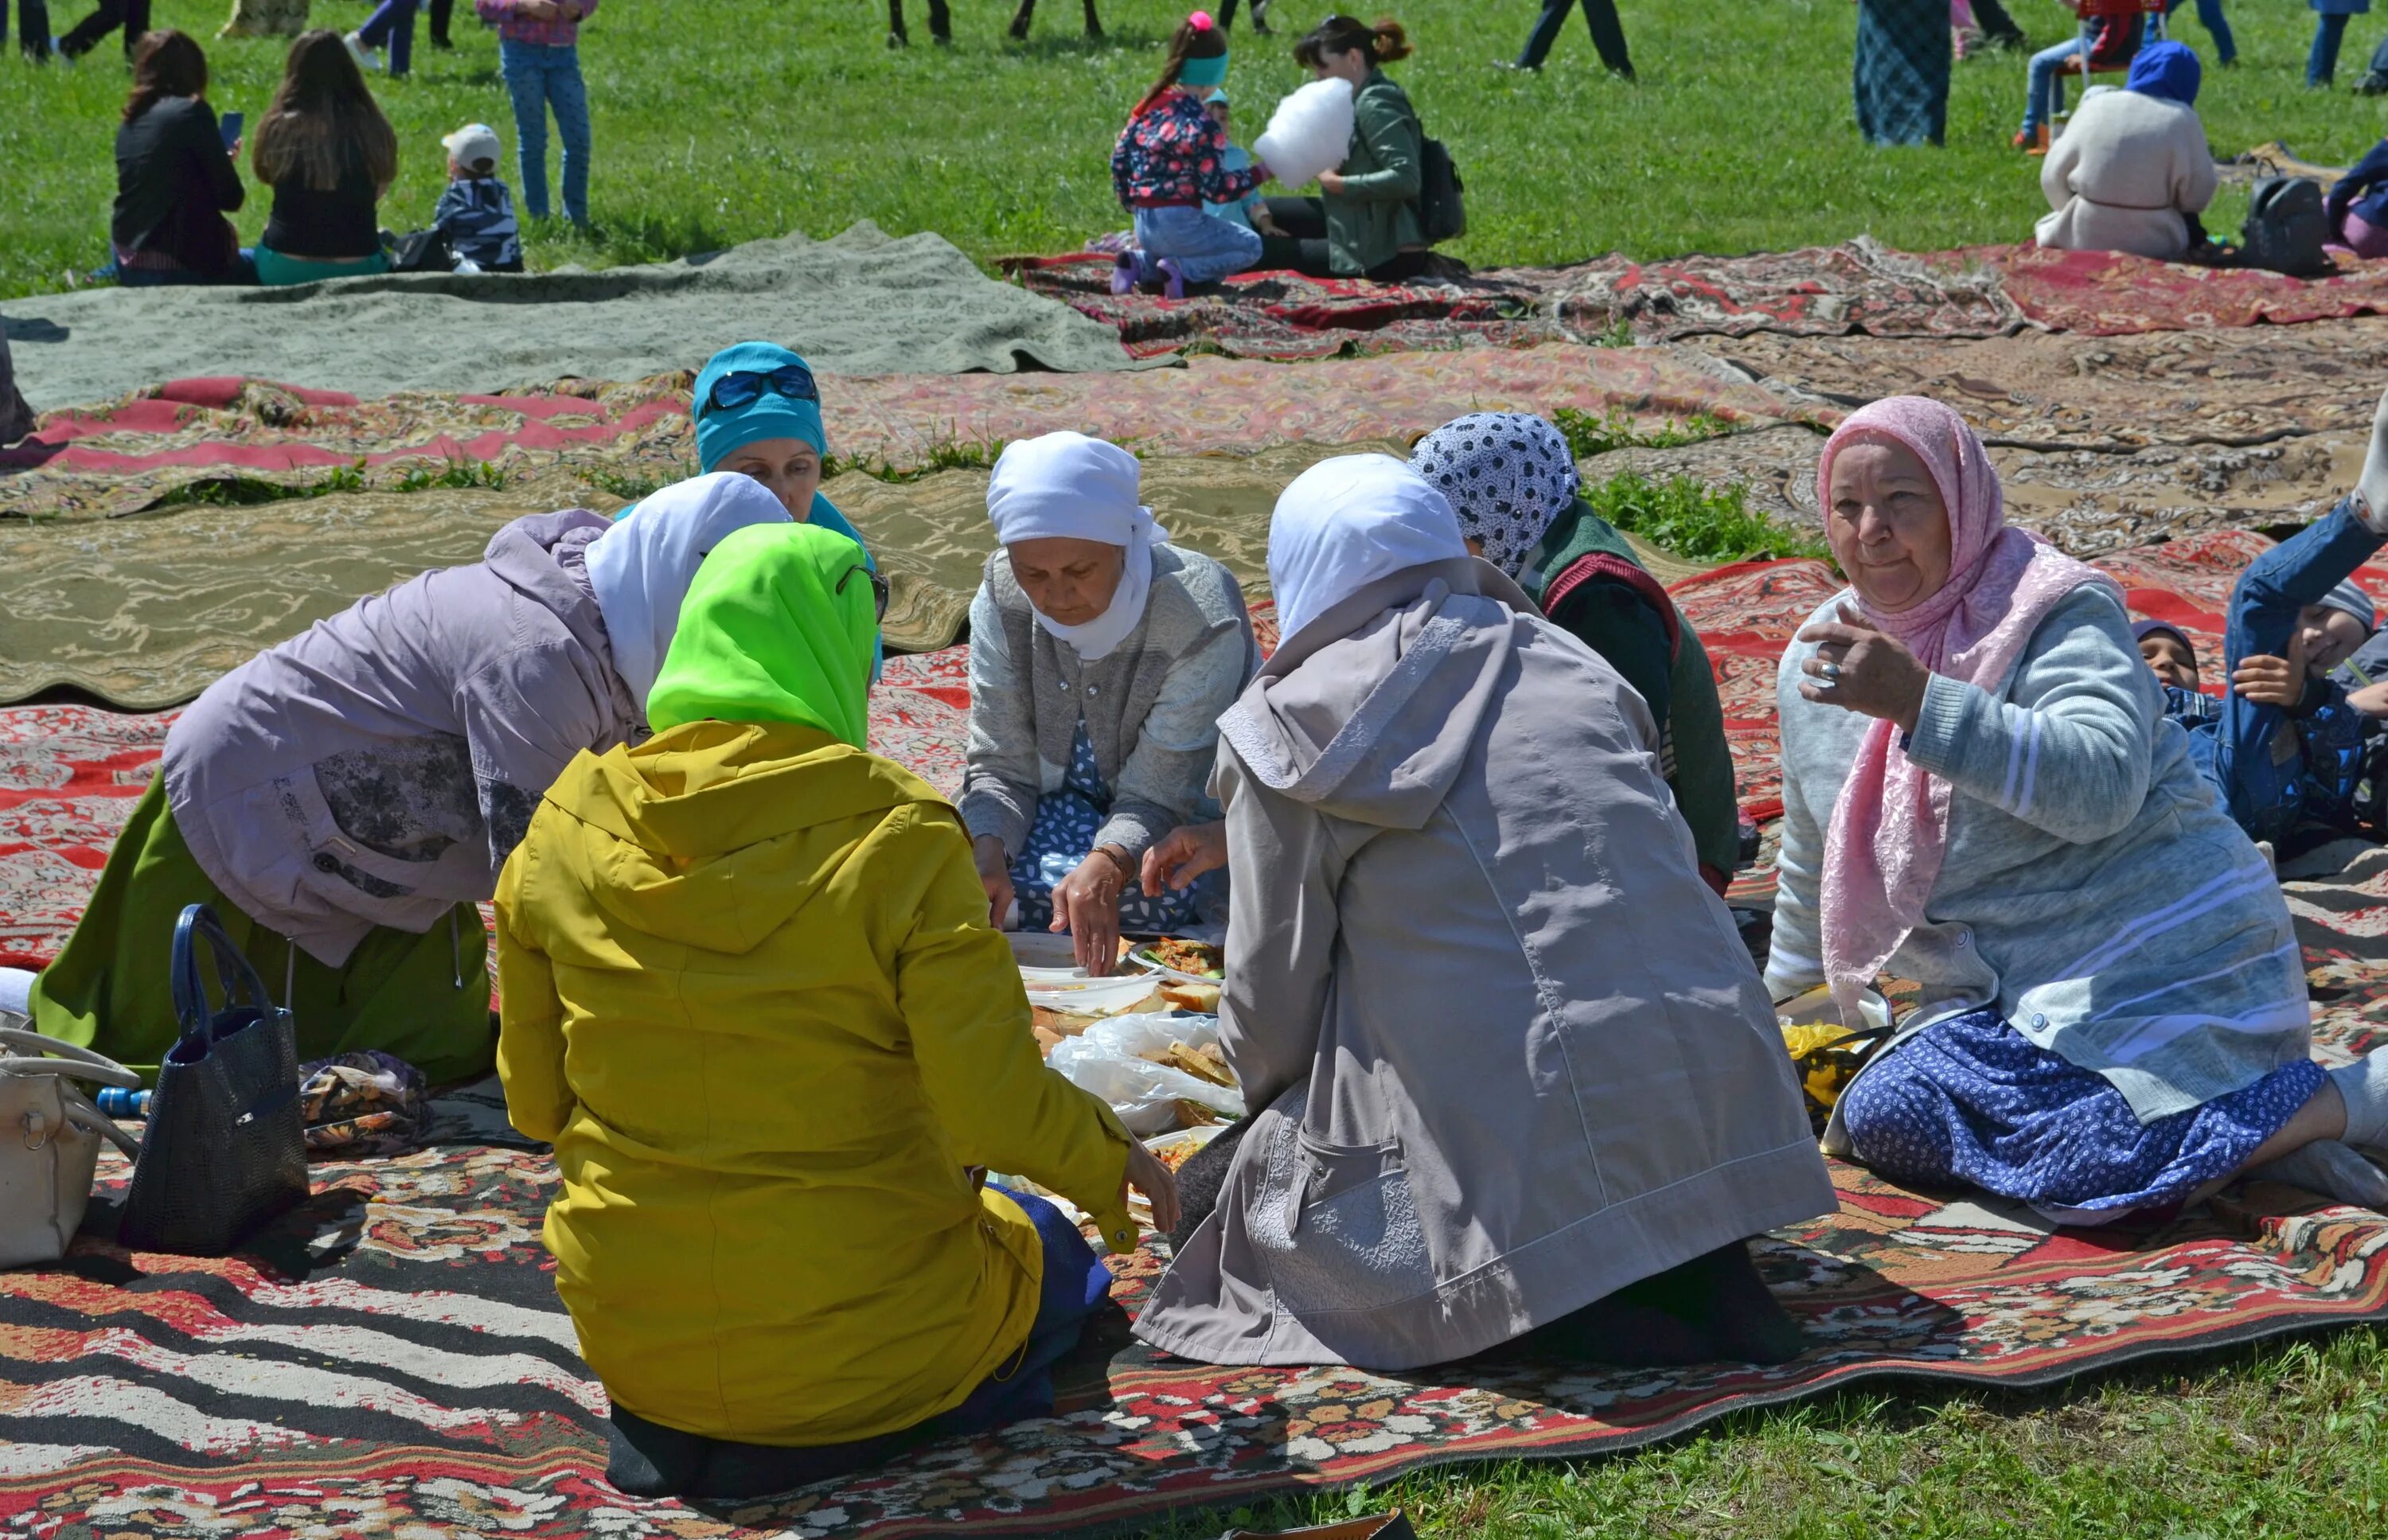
494 719 1135 1447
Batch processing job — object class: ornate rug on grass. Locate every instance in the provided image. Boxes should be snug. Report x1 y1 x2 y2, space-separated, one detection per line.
10 556 2388 1534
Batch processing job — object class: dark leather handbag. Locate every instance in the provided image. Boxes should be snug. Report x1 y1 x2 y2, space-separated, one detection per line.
119 905 309 1255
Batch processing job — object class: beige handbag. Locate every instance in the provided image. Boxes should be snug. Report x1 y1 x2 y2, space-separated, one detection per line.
0 1027 141 1269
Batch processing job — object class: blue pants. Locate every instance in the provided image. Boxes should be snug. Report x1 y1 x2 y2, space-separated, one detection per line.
2196 499 2386 844
357 0 450 77
500 38 591 225
2165 0 2234 64
2314 12 2352 86
2021 38 2084 134
1130 204 1262 285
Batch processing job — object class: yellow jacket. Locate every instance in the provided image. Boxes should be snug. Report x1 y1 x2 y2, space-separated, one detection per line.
494 719 1134 1447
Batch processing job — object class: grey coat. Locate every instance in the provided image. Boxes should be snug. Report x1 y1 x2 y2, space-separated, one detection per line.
959 544 1257 863
1133 559 1835 1370
1766 584 2308 1133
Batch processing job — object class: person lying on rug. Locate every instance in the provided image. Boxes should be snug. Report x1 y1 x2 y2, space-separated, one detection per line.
2328 134 2388 259
2033 41 2218 263
1411 411 1742 895
0 472 789 1085
1769 395 2388 1221
962 431 1258 975
1109 11 1271 300
1132 454 1836 1372
494 520 1176 1503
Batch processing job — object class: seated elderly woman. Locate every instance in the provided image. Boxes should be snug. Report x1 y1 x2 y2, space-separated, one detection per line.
1411 411 1742 893
495 521 1175 1500
2035 41 2217 263
2 472 787 1085
1134 455 1836 1371
963 431 1257 973
1769 396 2388 1218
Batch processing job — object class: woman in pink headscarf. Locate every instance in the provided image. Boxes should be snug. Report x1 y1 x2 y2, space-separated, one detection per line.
1766 396 2388 1218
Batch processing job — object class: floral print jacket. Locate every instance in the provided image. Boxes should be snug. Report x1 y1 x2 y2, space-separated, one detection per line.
1111 89 1265 209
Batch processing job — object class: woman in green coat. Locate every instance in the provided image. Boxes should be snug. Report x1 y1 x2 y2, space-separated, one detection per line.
1259 15 1430 281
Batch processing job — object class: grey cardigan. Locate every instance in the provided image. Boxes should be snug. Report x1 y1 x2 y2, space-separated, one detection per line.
959 544 1257 863
1134 559 1834 1370
1765 583 2309 1129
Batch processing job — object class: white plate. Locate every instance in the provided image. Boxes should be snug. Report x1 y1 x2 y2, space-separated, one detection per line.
1126 942 1227 987
1008 932 1161 1012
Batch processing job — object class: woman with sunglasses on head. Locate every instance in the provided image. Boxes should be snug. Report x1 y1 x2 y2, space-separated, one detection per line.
690 341 877 569
1258 14 1430 283
2 473 790 1086
963 431 1258 974
495 520 1175 1500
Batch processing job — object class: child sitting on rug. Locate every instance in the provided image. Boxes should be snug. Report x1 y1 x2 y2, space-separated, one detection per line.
1198 89 1276 236
1110 10 1271 299
430 122 524 273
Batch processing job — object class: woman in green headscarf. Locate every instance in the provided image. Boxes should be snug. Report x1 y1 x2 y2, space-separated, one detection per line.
493 520 1174 1500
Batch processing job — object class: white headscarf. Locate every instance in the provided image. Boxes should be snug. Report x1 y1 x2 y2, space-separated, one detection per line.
1268 454 1470 643
985 431 1169 662
585 471 793 710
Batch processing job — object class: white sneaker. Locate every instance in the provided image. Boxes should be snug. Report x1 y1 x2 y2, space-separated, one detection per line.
343 30 381 71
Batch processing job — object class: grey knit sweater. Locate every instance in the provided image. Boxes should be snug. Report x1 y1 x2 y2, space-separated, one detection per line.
1764 583 2310 1125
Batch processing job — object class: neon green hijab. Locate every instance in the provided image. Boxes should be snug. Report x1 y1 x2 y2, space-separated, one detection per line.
646 521 879 747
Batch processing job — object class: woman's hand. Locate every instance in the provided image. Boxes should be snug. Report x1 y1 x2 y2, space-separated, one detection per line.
1122 1139 1181 1236
1317 170 1346 195
1141 821 1228 896
1050 848 1130 974
972 835 1015 930
1796 602 1932 733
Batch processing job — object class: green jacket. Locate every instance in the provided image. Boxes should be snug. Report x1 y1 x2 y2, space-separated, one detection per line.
1325 69 1425 276
1521 500 1743 884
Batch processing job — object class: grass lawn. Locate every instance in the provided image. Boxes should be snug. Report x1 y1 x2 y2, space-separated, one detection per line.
8 0 2388 301
10 5 2388 1537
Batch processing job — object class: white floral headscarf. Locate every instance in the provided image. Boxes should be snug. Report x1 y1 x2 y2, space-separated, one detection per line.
1408 412 1582 577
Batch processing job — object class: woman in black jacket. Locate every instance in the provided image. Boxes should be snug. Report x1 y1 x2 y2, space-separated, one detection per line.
250 31 401 286
111 30 248 286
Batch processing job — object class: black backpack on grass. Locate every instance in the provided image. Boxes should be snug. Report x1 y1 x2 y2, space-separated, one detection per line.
2242 177 2333 279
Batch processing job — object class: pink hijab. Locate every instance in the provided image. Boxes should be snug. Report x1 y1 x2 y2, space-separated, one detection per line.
1815 397 2119 1016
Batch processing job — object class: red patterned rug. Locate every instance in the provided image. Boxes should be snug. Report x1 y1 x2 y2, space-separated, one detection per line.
11 547 2388 1537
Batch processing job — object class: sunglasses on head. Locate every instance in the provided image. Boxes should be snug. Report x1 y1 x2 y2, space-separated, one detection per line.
699 363 819 421
838 562 890 622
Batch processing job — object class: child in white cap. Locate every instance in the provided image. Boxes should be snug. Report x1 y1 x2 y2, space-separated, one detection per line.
432 122 523 273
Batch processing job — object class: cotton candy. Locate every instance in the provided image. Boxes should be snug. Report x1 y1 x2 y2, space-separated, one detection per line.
1253 77 1355 191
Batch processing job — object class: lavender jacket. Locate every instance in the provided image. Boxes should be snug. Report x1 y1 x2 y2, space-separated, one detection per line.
165 510 639 967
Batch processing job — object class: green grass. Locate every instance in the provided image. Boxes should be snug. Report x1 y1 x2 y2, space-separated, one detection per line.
1586 470 1833 565
8 1 2388 300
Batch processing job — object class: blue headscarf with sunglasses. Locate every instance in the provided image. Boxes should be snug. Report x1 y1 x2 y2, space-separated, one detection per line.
682 341 882 674
690 341 874 567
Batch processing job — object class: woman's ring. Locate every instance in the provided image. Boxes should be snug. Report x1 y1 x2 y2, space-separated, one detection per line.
1819 661 1844 681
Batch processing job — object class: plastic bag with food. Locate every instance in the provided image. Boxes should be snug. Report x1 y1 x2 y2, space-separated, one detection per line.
1047 1012 1245 1136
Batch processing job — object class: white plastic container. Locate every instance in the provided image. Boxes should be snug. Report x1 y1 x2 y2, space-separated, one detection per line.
1008 932 1163 1014
1253 77 1356 190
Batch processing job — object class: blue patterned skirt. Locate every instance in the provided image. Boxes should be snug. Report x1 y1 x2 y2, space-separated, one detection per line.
1011 720 1202 936
1840 1008 2323 1220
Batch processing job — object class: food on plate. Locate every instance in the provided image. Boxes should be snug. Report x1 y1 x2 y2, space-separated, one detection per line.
1148 938 1224 980
1172 1099 1223 1128
1159 981 1222 1014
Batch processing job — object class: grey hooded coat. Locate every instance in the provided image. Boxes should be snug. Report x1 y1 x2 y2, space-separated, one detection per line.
1133 558 1834 1370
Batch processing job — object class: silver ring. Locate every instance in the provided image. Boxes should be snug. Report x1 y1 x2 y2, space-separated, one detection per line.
1819 661 1844 680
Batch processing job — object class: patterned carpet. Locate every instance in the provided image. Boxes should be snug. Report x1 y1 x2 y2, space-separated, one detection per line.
10 541 2388 1535
1010 240 2388 360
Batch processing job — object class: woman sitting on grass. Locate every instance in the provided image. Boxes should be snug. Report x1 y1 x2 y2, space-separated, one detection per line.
495 520 1176 1501
1770 396 2388 1219
1411 411 1743 895
0 473 789 1085
2033 41 2216 263
1110 10 1270 299
110 29 248 287
962 431 1257 973
251 29 398 286
1135 455 1834 1371
1258 14 1429 282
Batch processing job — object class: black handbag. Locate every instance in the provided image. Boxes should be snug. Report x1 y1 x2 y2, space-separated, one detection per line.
118 904 309 1255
